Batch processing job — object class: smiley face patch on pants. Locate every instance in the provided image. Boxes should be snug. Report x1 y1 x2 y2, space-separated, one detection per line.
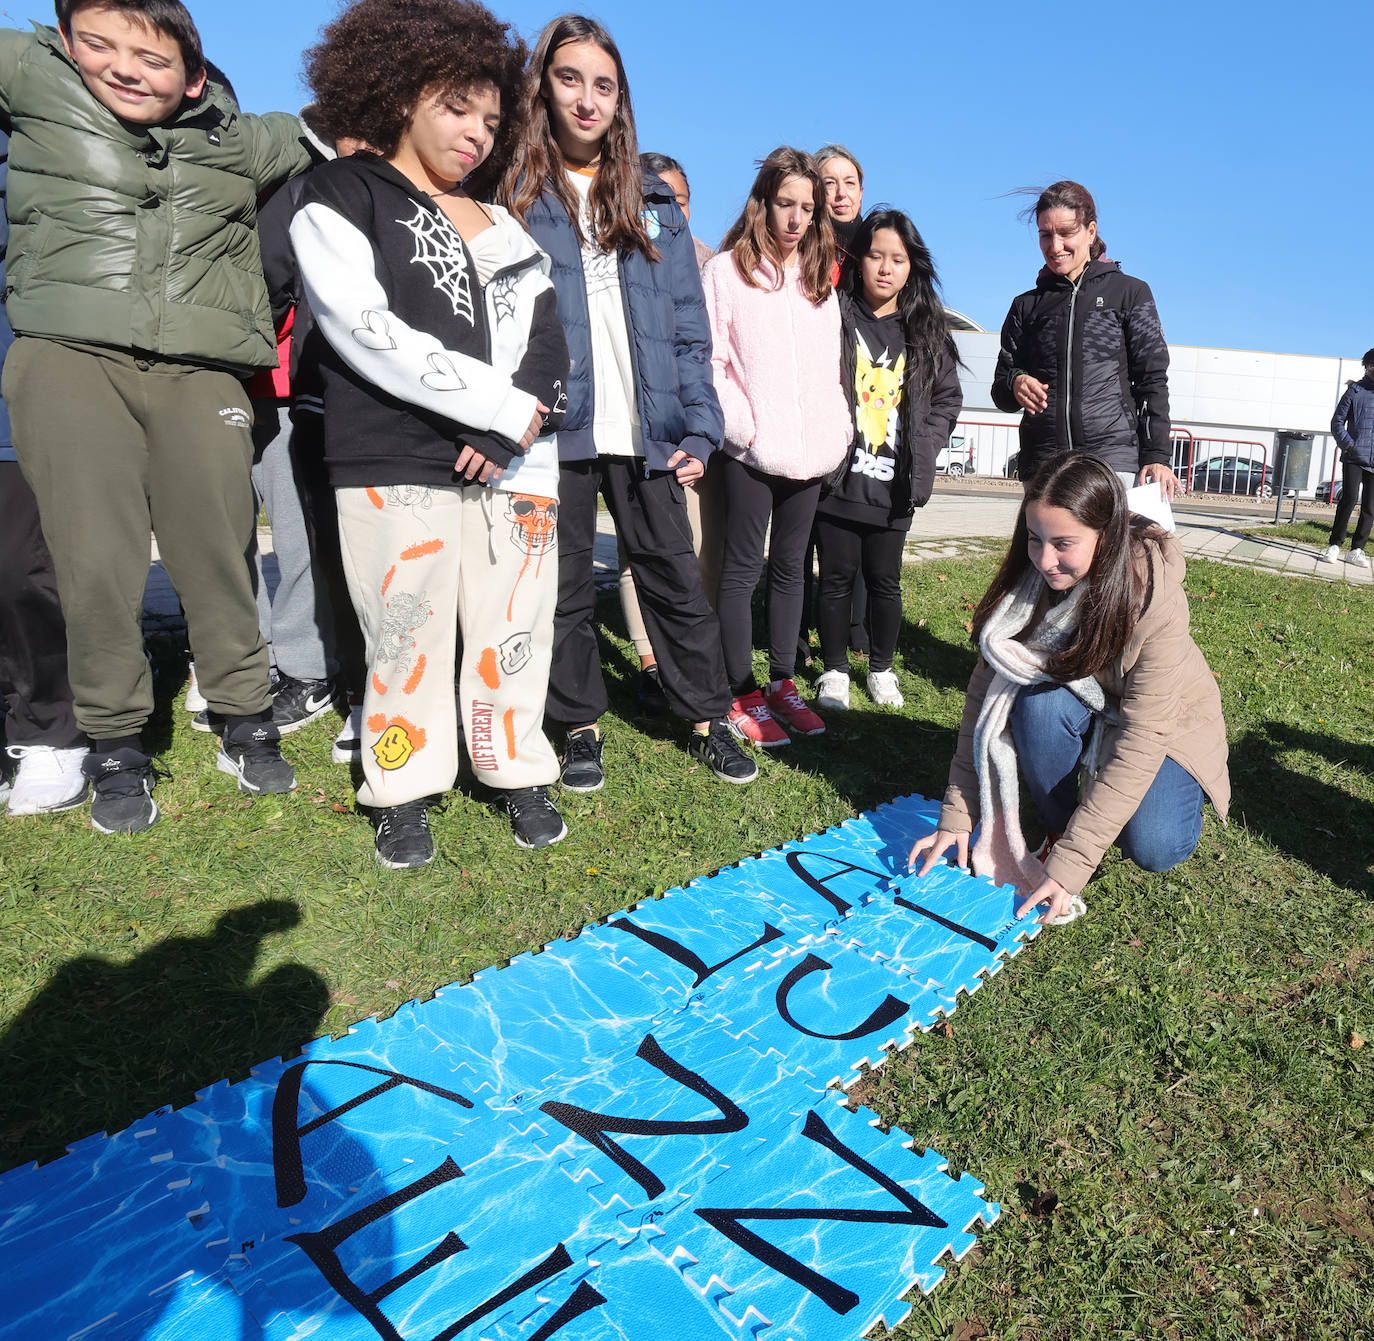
368 715 428 770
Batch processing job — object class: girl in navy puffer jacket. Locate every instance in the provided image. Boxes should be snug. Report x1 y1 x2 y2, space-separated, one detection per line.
1322 347 1374 568
501 14 754 792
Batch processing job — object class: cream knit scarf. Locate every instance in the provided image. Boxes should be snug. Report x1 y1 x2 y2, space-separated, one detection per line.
971 569 1109 892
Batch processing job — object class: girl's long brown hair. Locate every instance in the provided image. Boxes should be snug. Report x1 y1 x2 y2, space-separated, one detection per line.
500 14 657 260
719 147 834 305
971 453 1165 681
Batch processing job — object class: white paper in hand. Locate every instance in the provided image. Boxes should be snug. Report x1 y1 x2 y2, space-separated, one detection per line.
1127 481 1176 532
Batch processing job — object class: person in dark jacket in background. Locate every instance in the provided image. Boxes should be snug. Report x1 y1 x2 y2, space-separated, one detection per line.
614 150 724 720
817 145 864 281
815 209 963 713
0 129 87 816
1320 347 1374 569
992 181 1179 499
501 13 756 792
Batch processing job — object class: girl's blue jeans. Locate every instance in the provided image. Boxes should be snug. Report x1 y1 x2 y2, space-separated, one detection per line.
1009 682 1204 873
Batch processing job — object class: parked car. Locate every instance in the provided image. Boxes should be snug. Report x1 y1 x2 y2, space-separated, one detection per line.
1188 455 1272 498
936 435 974 477
1315 477 1344 504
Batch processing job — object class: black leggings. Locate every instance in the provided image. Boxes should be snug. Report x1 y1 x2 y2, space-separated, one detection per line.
1329 462 1374 553
715 455 822 694
815 514 906 673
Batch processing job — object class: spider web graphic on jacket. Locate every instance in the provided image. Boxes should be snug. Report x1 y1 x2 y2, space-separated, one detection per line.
396 203 475 326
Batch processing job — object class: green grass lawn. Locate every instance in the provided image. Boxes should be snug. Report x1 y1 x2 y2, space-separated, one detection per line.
1236 520 1333 549
1 556 1372 1339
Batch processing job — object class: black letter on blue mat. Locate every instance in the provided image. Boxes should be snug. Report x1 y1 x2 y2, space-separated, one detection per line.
273 1059 474 1208
538 1033 748 1199
609 916 785 987
893 895 997 952
694 1108 948 1315
784 852 887 916
775 953 909 1040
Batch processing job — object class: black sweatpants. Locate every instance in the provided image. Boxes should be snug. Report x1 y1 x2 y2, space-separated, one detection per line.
1329 461 1374 553
814 514 907 674
715 455 823 694
0 461 81 749
547 457 731 726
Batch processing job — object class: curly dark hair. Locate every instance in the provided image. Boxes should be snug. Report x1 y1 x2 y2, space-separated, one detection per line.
303 0 528 197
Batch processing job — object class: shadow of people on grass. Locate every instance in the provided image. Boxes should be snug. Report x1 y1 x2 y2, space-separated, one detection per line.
1228 720 1374 896
0 899 330 1170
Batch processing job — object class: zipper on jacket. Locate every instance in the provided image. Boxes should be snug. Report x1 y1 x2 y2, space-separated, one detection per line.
1063 270 1085 453
611 257 653 478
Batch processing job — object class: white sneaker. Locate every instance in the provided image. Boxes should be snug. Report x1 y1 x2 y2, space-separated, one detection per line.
184 660 207 712
5 744 90 815
332 705 363 763
866 669 905 708
1320 545 1341 564
815 670 850 712
1350 550 1370 569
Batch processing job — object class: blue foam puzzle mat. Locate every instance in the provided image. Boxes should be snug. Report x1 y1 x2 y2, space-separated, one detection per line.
0 795 1022 1341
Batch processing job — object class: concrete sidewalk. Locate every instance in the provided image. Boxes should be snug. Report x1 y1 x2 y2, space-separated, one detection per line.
901 490 1374 586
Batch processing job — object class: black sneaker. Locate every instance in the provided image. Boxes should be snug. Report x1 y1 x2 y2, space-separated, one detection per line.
495 786 569 849
217 720 297 794
82 747 160 834
189 708 216 733
636 664 670 717
688 720 760 785
560 727 605 792
373 798 435 869
272 675 345 734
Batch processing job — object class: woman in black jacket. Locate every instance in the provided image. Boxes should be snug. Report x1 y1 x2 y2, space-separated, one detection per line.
1321 347 1374 569
814 208 963 712
992 181 1179 498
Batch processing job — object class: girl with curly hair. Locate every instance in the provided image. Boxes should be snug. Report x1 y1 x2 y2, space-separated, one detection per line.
291 0 573 866
500 14 757 794
700 148 851 747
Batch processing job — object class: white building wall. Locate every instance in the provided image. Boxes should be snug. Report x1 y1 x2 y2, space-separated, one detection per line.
950 332 1361 494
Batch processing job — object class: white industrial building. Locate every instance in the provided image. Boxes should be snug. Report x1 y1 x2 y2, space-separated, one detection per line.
945 326 1363 498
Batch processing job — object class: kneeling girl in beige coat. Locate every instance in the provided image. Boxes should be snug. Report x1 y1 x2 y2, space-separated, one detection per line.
909 453 1228 924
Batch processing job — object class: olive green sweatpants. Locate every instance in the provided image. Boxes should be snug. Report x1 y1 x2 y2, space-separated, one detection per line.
4 338 272 740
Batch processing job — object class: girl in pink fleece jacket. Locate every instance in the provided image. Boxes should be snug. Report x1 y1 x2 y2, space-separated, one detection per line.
702 147 851 748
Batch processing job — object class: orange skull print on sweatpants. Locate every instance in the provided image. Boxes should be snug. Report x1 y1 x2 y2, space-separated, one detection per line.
336 483 561 809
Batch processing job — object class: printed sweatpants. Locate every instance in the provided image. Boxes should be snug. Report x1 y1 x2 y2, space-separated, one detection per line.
336 482 560 809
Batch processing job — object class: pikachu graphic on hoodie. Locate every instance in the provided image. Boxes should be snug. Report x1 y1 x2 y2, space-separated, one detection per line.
852 338 904 480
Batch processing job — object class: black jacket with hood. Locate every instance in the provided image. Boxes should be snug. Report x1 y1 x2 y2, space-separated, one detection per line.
991 258 1171 480
289 153 568 490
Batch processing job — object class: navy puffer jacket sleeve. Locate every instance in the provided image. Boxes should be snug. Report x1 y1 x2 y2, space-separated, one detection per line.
1332 379 1374 469
521 170 723 470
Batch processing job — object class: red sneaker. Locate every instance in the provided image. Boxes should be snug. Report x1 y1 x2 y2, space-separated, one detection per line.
727 690 790 748
764 679 826 736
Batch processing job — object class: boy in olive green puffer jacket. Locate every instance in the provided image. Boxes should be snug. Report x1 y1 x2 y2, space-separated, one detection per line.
0 0 312 834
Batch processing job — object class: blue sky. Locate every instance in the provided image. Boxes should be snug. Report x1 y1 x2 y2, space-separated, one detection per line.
11 0 1373 358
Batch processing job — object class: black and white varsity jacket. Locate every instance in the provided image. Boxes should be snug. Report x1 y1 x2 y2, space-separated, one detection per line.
290 152 568 496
